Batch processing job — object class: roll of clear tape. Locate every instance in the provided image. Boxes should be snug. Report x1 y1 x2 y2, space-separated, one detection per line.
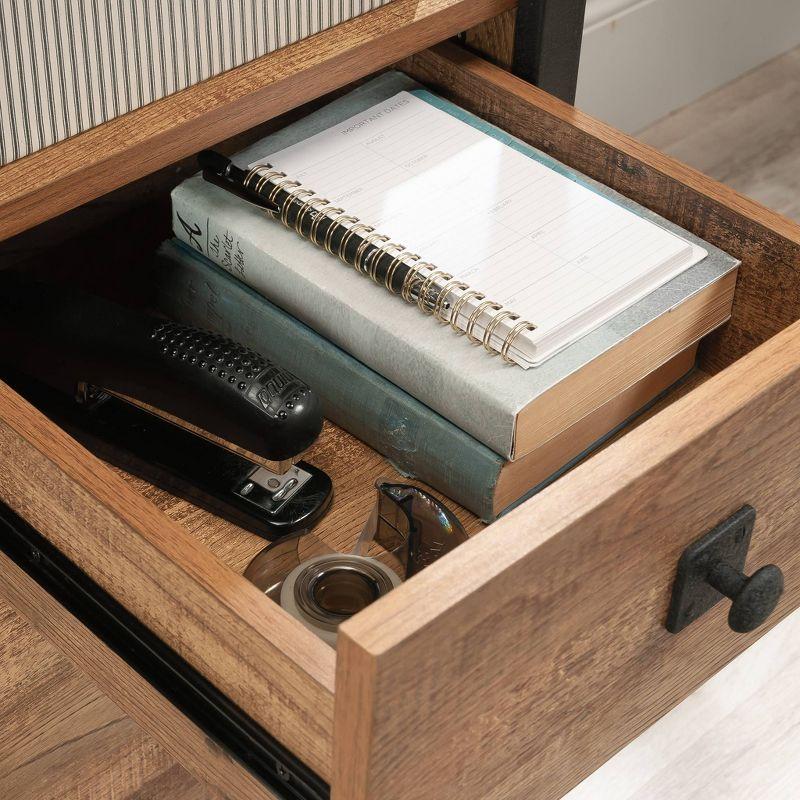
244 531 400 646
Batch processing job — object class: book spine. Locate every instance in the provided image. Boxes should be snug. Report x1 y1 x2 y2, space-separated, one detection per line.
154 239 505 521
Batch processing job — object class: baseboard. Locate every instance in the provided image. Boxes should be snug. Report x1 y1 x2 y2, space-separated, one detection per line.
576 0 800 133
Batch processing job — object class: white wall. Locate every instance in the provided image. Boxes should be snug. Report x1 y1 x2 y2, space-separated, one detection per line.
575 0 800 133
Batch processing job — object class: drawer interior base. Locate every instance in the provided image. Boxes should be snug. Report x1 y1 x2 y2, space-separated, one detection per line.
114 368 714 578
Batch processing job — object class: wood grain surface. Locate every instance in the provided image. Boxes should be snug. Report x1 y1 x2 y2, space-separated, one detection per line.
0 382 335 780
565 602 800 800
334 314 800 800
463 8 516 68
0 396 485 796
0 0 515 242
400 44 800 375
0 558 260 800
0 413 484 800
0 597 223 800
640 46 800 223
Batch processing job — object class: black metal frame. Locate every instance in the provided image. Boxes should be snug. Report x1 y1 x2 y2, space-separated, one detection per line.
512 0 588 104
0 499 329 800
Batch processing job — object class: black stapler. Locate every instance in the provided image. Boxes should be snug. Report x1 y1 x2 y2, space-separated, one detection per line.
0 277 332 539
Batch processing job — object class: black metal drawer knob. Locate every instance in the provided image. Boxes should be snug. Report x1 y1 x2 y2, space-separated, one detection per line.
666 505 784 634
705 561 783 633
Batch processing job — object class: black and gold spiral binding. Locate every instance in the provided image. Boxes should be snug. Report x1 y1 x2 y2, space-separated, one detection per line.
199 150 536 364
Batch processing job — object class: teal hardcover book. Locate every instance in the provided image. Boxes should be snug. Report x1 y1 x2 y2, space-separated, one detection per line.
155 239 504 520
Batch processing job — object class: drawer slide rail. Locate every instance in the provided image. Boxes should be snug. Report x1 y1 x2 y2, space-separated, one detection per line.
0 499 329 800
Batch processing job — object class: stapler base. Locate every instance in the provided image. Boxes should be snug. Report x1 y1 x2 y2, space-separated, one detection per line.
6 374 333 540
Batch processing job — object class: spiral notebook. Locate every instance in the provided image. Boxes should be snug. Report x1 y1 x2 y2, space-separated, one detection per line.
172 71 738 459
241 90 707 368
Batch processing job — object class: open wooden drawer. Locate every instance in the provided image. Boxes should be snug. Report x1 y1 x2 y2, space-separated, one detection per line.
2 42 800 800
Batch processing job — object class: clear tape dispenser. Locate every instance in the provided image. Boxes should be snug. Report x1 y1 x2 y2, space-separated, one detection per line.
244 481 468 645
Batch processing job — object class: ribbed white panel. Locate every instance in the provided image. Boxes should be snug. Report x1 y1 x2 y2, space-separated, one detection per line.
0 0 389 165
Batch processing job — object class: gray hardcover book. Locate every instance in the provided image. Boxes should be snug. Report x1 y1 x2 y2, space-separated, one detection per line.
171 71 738 459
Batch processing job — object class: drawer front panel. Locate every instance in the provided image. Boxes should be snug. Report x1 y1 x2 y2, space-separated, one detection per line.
335 320 800 800
0 381 335 783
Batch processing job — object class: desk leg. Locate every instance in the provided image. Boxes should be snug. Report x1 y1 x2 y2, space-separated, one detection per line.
512 0 587 104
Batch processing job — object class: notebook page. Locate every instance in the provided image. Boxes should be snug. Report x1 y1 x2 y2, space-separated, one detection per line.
255 91 703 365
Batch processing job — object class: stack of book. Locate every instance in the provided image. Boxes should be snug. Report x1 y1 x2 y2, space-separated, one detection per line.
157 72 738 521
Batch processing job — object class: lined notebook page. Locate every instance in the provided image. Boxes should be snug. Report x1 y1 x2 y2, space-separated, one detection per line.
257 91 705 365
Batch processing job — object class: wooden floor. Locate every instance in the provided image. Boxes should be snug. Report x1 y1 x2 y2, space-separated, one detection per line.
566 44 800 800
2 44 799 800
639 45 800 220
0 597 219 799
565 611 800 800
